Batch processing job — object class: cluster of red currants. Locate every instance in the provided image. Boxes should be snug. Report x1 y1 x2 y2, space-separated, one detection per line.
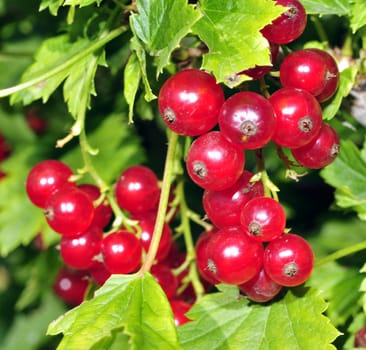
25 159 196 324
157 0 341 303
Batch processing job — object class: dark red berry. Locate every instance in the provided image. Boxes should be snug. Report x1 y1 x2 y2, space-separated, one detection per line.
218 91 276 150
186 131 245 191
263 233 314 287
158 69 224 136
170 300 192 326
202 170 264 228
291 122 340 169
115 165 160 215
88 261 111 286
151 264 178 299
26 160 74 208
354 327 366 348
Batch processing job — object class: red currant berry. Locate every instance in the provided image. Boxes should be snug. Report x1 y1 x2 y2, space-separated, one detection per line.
205 226 264 285
280 49 329 96
203 170 264 228
261 0 307 44
0 133 11 161
101 231 142 274
269 87 323 149
25 108 48 134
263 233 314 287
45 186 95 237
60 226 103 270
354 327 366 348
240 196 286 242
291 122 340 169
307 48 339 102
195 229 220 285
170 300 192 326
239 268 282 303
218 91 276 150
151 264 178 299
26 159 74 208
186 131 245 191
53 267 89 305
115 165 160 215
88 261 111 286
78 184 112 229
133 212 173 262
158 69 224 136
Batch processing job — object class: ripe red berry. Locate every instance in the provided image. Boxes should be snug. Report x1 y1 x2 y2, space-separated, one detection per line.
186 131 245 191
151 264 178 299
115 165 160 215
78 184 113 229
239 268 282 303
170 300 192 326
263 233 314 287
218 91 276 150
60 226 103 270
269 87 323 149
280 49 329 96
205 226 264 285
202 170 264 228
101 231 142 274
53 267 89 305
240 196 286 242
26 159 74 208
291 122 340 169
354 327 366 348
88 261 111 286
45 185 95 237
261 0 307 44
158 69 224 136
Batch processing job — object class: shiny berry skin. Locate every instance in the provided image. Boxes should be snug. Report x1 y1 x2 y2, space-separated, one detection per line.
158 69 224 136
263 233 314 287
115 165 160 215
133 212 173 262
280 49 329 96
239 268 282 303
101 231 142 274
26 159 74 208
269 87 323 149
151 264 178 299
291 123 340 169
203 170 264 228
261 0 307 44
53 267 89 305
195 229 220 285
78 184 112 229
205 226 264 285
240 196 286 242
45 186 95 237
60 226 103 270
307 48 339 102
186 131 245 191
218 91 276 150
170 300 192 326
88 261 111 286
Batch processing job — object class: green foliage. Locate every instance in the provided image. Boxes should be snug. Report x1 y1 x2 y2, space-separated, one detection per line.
178 284 340 350
48 273 183 350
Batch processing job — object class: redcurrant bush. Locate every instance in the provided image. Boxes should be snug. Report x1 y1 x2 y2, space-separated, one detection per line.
263 233 315 287
186 131 245 191
158 69 224 136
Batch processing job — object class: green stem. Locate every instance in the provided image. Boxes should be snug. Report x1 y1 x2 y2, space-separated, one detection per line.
255 149 279 200
315 240 366 267
0 26 127 98
310 16 328 44
138 131 179 274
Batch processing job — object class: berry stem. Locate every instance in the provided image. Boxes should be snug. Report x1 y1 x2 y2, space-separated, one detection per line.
255 149 279 200
138 131 179 274
315 240 366 267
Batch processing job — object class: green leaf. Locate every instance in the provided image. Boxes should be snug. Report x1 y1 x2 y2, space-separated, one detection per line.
124 53 141 123
130 0 201 76
39 0 64 15
61 113 145 184
300 0 351 16
192 0 285 87
0 292 66 350
350 0 366 33
63 0 102 7
47 273 183 350
178 284 340 350
322 66 358 120
321 140 366 219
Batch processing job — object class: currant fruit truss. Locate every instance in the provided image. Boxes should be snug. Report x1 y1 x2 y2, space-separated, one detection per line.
21 0 345 341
